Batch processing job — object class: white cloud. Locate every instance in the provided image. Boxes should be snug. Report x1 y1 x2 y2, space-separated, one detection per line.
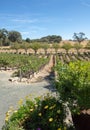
21 31 30 35
30 26 48 31
12 19 38 23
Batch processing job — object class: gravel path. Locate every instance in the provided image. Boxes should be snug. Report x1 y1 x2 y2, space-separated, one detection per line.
0 71 55 129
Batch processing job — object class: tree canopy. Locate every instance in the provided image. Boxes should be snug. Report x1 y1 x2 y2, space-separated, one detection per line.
8 31 22 43
0 28 22 46
0 28 9 46
61 43 73 53
25 38 31 43
0 28 63 46
73 32 87 43
40 35 62 43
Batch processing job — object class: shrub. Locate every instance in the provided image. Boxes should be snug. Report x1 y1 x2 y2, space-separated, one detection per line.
2 95 70 130
55 61 90 114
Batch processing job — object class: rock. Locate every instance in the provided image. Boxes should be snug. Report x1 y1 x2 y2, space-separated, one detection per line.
9 77 19 82
21 78 27 82
87 109 90 115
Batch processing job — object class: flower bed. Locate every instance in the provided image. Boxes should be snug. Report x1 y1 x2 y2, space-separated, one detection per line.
2 94 73 130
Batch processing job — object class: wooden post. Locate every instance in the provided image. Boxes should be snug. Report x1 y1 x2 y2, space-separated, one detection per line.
19 69 22 82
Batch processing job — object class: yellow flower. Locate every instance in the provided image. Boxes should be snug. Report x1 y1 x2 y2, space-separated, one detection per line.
25 96 29 100
5 117 9 122
38 113 42 116
57 128 61 130
29 94 32 97
64 127 66 130
53 104 56 108
49 106 53 110
38 96 42 99
49 104 56 110
18 99 23 106
6 112 10 116
35 104 38 107
44 105 48 109
57 110 61 114
7 110 12 113
14 110 17 113
5 112 10 122
30 108 34 112
77 112 80 115
49 118 53 122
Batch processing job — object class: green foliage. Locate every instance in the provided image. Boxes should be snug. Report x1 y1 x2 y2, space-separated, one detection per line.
52 43 60 52
73 43 82 51
40 35 62 43
8 31 22 43
0 53 49 78
0 28 23 46
61 43 72 52
0 28 9 46
29 43 42 54
25 38 31 43
55 61 90 112
2 95 68 130
11 42 21 51
17 55 49 78
20 42 30 52
41 43 50 54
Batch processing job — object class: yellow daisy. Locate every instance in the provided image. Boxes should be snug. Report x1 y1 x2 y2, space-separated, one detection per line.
38 113 42 116
49 118 53 122
44 105 48 109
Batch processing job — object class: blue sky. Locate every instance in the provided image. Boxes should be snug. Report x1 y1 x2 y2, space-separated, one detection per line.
0 0 90 40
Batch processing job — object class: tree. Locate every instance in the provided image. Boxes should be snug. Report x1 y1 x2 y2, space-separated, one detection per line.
62 43 73 53
0 28 8 46
25 38 31 43
8 31 22 43
40 35 62 43
0 28 8 39
30 43 42 54
21 42 30 53
73 32 87 44
11 42 20 53
52 43 60 53
3 37 10 46
41 43 50 54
